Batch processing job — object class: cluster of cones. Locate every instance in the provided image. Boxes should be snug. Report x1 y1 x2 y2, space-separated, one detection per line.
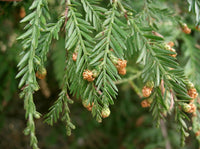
82 100 110 119
83 69 99 82
181 23 191 34
141 81 154 108
107 50 128 75
182 83 198 115
109 50 127 75
142 86 153 98
165 41 177 58
72 52 97 82
188 87 198 99
182 102 196 114
81 51 127 82
82 100 94 111
83 69 96 82
115 59 127 75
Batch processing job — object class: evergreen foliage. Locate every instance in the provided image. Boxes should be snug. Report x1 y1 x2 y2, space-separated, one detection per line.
188 0 200 25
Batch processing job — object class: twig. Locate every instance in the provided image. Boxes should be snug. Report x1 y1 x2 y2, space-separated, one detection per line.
129 81 143 98
94 85 102 95
152 31 164 38
66 92 70 99
115 71 141 85
62 0 69 31
65 0 69 23
161 79 165 96
169 90 174 111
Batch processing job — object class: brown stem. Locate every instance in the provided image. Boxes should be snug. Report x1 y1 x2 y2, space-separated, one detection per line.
115 71 141 85
21 84 29 90
152 31 164 38
129 81 143 98
66 93 70 99
161 79 165 96
62 0 69 31
169 90 174 111
94 85 102 95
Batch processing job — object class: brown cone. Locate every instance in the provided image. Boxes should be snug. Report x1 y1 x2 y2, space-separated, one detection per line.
142 86 152 97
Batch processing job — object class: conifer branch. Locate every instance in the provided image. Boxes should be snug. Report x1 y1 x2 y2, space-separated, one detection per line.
65 0 94 71
181 34 200 91
175 104 190 146
90 1 128 108
65 0 103 121
38 16 65 63
44 67 75 135
115 71 142 85
122 1 193 144
14 1 200 148
130 18 191 144
81 0 106 30
187 0 200 25
192 109 200 143
17 0 50 148
181 33 200 143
